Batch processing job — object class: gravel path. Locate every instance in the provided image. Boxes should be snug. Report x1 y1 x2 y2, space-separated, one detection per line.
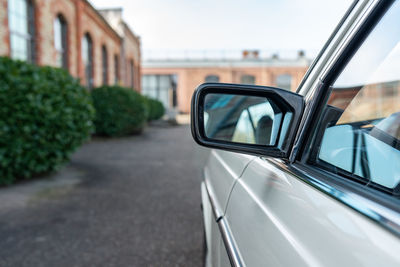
0 125 208 266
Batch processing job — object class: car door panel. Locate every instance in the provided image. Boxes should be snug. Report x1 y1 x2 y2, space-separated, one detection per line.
203 150 254 267
225 157 400 267
205 149 254 216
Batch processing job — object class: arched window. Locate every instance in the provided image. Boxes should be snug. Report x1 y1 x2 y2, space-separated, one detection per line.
8 0 36 63
101 45 108 85
205 75 219 83
54 14 68 69
130 60 134 88
114 54 119 84
276 74 292 90
240 75 255 85
82 33 93 88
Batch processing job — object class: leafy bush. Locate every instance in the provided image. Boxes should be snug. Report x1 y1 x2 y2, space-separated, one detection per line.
0 57 95 185
144 96 165 121
91 86 147 136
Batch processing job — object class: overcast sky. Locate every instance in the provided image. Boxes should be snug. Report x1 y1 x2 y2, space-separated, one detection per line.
90 0 352 58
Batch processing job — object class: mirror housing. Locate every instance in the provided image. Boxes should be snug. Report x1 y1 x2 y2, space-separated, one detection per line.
191 83 304 158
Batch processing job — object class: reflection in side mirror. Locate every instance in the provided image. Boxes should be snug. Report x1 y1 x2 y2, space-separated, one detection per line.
191 83 305 158
204 94 282 146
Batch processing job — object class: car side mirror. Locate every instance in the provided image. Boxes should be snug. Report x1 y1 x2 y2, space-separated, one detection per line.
191 83 304 158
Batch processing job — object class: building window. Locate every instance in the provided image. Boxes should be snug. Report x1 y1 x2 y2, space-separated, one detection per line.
276 74 292 90
8 0 36 63
130 60 135 88
82 33 93 88
240 75 255 85
142 74 177 109
205 75 219 83
114 54 119 84
101 45 108 85
54 14 67 69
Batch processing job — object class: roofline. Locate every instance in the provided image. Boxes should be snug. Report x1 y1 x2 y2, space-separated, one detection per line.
97 7 123 12
142 58 311 68
84 0 122 41
123 21 141 42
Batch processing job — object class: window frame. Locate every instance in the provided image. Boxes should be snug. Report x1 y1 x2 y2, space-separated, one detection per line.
101 45 108 85
275 74 292 91
205 75 220 83
82 33 94 89
304 0 400 196
240 75 256 85
8 0 36 63
114 54 119 84
130 59 134 89
289 0 400 236
54 14 68 70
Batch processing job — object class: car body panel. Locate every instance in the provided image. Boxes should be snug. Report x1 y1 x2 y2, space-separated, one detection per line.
204 150 254 217
224 157 400 266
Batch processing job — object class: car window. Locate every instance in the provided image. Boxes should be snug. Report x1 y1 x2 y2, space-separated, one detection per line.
314 1 400 195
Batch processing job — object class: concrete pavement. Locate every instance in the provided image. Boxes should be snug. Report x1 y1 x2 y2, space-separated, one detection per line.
0 124 209 266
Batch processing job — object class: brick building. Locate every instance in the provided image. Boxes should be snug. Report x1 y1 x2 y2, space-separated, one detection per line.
0 0 141 90
142 51 310 114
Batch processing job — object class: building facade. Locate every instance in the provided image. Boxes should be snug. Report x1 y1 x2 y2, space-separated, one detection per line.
142 51 310 114
0 0 141 90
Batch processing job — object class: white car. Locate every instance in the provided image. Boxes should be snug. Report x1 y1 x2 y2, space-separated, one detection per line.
191 1 400 266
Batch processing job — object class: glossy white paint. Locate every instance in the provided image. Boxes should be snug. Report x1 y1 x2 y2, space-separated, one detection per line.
201 182 213 267
224 158 400 266
204 150 254 216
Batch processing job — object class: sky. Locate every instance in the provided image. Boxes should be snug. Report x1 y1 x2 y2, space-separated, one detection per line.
90 0 352 58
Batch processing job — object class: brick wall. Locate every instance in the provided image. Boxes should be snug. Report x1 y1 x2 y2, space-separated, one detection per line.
123 25 141 92
142 65 308 113
0 0 141 90
0 0 10 56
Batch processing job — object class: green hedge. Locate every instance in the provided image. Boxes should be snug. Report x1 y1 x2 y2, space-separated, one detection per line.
0 57 95 185
91 86 147 136
144 96 165 121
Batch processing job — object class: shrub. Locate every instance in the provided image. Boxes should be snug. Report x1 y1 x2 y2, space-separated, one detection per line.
144 96 165 121
91 86 147 136
0 57 95 185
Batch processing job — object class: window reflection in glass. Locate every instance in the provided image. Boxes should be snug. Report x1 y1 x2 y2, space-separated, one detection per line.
9 0 35 62
82 33 93 88
317 1 400 193
54 15 67 69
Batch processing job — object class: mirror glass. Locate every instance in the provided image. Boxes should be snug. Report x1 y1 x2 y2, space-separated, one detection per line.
203 93 283 146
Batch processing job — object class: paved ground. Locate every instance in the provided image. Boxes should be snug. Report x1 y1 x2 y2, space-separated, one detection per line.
0 124 209 266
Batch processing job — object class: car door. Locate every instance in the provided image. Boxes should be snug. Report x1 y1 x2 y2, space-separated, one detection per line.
222 1 400 266
203 150 254 266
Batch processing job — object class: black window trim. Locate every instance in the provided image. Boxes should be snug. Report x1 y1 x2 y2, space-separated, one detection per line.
291 0 400 236
298 0 394 165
